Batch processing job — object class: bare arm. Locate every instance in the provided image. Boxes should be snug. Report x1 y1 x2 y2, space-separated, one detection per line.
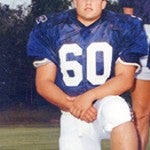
70 61 136 122
123 7 134 15
90 61 136 99
35 62 73 111
35 60 136 122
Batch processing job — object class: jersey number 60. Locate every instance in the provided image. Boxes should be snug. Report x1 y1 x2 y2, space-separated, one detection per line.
59 42 112 86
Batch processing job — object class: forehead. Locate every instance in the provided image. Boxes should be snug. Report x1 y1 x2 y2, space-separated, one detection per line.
73 0 103 3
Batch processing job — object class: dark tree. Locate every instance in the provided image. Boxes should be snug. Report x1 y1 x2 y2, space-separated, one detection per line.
0 1 72 109
106 1 122 13
0 4 35 108
31 0 71 18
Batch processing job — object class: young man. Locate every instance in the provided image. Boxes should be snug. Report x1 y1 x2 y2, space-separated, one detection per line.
27 0 148 149
119 1 150 150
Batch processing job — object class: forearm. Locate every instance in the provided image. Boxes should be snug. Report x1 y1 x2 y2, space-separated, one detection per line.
86 62 136 102
36 79 72 111
67 74 133 122
86 74 134 102
35 62 73 111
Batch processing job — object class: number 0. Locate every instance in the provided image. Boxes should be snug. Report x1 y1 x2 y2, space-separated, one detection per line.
59 42 112 86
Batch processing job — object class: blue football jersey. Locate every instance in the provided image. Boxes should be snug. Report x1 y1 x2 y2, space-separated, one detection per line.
27 9 148 96
119 0 150 24
119 0 150 68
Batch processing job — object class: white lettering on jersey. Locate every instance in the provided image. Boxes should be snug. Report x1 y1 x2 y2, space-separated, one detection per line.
87 42 112 85
59 44 83 86
59 42 112 86
36 15 48 24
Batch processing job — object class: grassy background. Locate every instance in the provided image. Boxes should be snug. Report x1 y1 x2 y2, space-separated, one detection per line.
0 106 149 150
0 127 59 150
0 126 149 150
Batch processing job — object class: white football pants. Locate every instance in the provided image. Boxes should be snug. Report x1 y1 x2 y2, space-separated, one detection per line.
59 95 132 150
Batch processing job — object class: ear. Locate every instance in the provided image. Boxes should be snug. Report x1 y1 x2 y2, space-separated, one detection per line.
102 0 107 10
73 0 77 8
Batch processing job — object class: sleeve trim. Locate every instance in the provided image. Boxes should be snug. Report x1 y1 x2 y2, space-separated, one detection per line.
116 58 141 73
33 58 51 67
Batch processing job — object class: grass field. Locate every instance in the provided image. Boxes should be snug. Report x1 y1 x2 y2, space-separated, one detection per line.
0 126 59 150
0 106 149 150
0 126 149 150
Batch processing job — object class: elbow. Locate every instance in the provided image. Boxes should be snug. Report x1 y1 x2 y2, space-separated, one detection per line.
36 82 43 96
124 79 134 91
35 78 54 98
126 83 133 91
35 79 46 97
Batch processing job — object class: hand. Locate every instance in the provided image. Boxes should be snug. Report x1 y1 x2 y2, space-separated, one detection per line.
67 93 97 122
80 106 97 123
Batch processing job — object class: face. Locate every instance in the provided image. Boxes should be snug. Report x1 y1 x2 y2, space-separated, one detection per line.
73 0 107 26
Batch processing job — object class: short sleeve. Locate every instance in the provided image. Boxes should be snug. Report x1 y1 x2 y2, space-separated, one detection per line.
27 17 58 65
119 17 148 66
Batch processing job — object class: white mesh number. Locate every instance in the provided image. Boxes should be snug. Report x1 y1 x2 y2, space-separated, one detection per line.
59 44 83 86
87 42 112 84
59 42 112 86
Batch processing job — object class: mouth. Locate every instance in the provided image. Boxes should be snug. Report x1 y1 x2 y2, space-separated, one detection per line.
84 7 93 11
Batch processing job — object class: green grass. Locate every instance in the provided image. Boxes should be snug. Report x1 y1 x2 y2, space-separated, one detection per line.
0 126 149 150
0 126 59 150
0 106 149 150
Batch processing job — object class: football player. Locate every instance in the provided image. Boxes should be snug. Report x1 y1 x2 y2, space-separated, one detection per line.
27 0 148 149
119 0 150 150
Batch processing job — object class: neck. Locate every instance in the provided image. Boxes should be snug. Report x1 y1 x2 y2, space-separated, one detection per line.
77 16 101 26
